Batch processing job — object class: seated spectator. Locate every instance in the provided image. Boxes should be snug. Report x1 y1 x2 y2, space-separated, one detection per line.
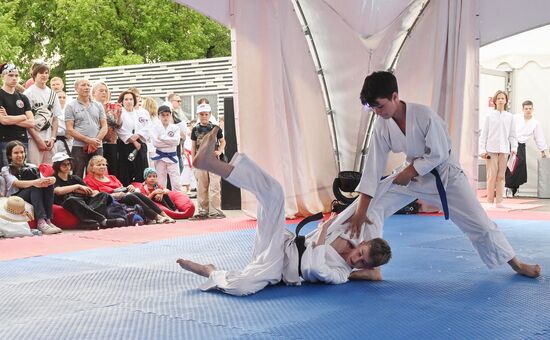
0 140 61 234
136 167 178 211
84 155 174 224
52 152 126 229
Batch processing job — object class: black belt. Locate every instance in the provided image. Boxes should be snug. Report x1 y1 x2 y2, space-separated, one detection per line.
56 135 70 154
295 212 324 277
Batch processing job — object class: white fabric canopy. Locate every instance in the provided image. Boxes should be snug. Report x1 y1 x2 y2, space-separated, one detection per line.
175 0 550 217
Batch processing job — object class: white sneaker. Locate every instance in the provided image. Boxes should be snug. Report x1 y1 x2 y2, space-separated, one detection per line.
494 203 507 209
46 219 63 233
38 223 62 235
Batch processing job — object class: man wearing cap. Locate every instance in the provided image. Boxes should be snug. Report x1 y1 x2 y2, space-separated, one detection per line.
151 105 183 191
0 63 35 168
190 102 226 219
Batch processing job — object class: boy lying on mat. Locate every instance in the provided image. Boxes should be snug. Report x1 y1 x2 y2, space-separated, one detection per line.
177 127 391 296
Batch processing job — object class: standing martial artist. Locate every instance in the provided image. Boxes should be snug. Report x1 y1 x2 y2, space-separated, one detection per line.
505 100 548 196
151 105 182 191
346 71 540 278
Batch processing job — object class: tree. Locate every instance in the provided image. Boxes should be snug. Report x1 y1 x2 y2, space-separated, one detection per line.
1 0 231 79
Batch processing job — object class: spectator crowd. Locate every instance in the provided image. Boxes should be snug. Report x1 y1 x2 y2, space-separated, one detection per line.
0 61 227 236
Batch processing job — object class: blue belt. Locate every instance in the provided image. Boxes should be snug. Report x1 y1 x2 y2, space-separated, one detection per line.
151 150 178 164
430 168 449 220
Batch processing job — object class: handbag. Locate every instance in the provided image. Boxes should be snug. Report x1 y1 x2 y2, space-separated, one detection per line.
0 218 33 238
32 90 56 131
17 166 41 181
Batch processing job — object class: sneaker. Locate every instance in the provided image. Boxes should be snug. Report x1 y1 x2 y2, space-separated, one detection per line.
209 212 226 219
190 213 209 220
494 203 507 209
46 219 63 233
38 222 62 235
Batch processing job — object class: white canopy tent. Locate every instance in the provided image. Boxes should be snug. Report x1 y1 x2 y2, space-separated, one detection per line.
175 0 550 217
480 24 550 196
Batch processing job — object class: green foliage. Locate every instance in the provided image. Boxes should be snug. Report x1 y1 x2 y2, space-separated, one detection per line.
0 0 230 79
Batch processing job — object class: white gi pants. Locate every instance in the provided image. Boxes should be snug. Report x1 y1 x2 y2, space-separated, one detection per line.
154 160 183 192
200 153 291 296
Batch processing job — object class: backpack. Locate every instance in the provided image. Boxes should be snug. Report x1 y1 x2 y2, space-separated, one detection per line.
33 90 56 131
105 200 145 226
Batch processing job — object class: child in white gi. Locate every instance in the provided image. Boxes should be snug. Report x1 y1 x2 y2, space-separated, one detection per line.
177 127 392 296
346 71 540 278
151 105 182 191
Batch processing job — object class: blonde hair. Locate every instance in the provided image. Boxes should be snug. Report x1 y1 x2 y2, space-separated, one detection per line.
142 97 158 119
91 81 111 102
87 155 107 173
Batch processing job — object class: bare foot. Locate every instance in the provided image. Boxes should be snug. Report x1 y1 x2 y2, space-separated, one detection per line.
508 257 541 278
177 259 216 277
193 126 219 170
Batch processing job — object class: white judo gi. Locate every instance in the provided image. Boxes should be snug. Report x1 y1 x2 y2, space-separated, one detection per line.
330 102 514 268
151 120 182 191
199 153 354 296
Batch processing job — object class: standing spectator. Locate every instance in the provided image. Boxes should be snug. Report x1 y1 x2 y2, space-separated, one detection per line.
24 62 62 165
151 105 182 191
191 103 226 219
54 90 73 154
92 81 121 177
65 78 108 178
0 63 34 168
0 140 61 234
141 97 159 165
50 76 73 102
479 90 518 208
505 100 548 196
116 90 150 185
196 97 218 124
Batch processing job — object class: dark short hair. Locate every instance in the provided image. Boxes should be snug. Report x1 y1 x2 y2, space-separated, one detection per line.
31 62 50 79
366 238 392 267
522 100 533 107
52 158 73 174
118 90 137 106
5 140 25 163
360 71 398 106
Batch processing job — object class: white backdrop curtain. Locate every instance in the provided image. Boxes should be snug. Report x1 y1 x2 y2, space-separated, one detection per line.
174 0 550 216
230 0 337 218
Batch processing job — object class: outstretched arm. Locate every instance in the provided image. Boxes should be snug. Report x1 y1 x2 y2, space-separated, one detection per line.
349 267 382 281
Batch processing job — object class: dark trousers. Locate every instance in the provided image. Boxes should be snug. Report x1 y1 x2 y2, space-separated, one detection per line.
117 192 162 219
103 143 118 177
71 146 103 179
505 143 527 193
62 192 111 223
16 185 54 220
117 140 148 186
160 194 177 211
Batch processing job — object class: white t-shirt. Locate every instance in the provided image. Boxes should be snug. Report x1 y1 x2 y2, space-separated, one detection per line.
23 85 62 139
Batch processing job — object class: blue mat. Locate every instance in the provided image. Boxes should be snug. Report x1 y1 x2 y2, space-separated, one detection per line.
1 215 549 339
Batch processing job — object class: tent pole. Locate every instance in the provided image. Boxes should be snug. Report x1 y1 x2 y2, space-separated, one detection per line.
293 0 341 173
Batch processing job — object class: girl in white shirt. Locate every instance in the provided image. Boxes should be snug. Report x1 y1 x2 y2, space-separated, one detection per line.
505 100 548 196
479 90 518 207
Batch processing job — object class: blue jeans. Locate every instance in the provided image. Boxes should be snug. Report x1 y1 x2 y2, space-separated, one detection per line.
16 185 54 220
